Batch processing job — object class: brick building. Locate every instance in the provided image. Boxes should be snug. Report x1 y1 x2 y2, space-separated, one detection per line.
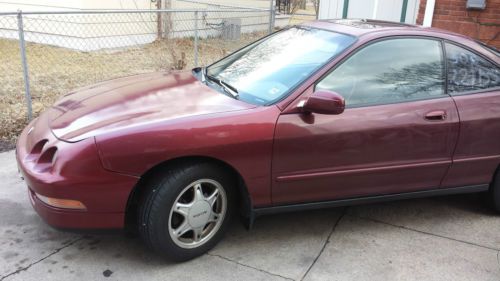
416 0 500 48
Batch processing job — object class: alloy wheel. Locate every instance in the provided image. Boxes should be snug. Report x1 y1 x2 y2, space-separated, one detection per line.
168 179 227 249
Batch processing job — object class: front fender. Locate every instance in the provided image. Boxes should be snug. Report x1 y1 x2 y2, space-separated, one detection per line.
95 106 281 207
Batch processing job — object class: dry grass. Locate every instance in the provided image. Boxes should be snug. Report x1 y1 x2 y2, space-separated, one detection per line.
288 5 317 25
0 32 264 142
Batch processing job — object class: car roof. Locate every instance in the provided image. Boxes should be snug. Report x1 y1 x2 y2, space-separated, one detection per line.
301 18 466 39
299 19 499 69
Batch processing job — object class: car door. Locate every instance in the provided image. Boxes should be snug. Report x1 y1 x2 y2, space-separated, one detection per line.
441 42 500 188
272 37 460 205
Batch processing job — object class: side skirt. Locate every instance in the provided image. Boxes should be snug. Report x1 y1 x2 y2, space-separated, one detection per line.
252 184 489 218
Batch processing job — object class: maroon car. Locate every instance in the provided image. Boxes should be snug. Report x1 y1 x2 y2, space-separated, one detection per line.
16 19 500 261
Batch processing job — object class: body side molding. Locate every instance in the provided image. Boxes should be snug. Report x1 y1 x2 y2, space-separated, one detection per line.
253 184 489 217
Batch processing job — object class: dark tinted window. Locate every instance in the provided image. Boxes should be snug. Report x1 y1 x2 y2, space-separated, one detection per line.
446 43 500 95
317 38 445 107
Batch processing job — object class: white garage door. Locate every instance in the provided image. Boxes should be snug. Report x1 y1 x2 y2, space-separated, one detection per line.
318 0 420 24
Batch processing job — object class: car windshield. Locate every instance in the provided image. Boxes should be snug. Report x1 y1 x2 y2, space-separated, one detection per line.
205 26 356 105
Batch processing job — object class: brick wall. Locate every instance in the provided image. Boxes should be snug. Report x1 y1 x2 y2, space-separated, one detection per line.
416 0 500 48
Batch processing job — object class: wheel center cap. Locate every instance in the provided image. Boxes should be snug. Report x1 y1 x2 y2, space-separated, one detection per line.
188 201 211 228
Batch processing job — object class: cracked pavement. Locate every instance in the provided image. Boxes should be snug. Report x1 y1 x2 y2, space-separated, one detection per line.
1 150 500 280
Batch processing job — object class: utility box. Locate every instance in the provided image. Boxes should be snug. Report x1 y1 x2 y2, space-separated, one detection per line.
466 0 486 10
221 18 241 41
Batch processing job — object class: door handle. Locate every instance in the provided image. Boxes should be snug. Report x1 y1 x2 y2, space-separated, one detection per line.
424 110 447 121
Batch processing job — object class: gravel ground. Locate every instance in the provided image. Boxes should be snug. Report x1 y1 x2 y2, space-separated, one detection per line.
0 140 15 153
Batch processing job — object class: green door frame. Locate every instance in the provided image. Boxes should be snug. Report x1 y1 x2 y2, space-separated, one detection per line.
342 0 349 19
400 0 409 22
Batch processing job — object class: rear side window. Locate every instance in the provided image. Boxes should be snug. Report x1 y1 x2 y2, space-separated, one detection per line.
316 38 445 107
446 43 500 95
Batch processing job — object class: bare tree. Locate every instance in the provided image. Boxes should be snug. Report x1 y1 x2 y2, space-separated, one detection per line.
156 0 162 39
311 0 320 18
289 0 307 14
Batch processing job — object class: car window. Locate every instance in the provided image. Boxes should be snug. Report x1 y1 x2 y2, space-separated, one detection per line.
316 38 445 107
206 27 356 105
445 43 500 95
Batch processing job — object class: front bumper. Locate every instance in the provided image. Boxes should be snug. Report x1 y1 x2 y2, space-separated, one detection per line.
16 112 139 229
27 188 125 229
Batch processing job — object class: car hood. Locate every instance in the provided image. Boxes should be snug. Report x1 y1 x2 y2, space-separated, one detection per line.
49 71 256 142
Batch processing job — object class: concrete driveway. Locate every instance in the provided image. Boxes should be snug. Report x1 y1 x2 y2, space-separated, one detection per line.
1 150 499 281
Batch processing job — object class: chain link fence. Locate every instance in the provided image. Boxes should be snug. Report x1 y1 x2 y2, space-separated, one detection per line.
0 5 316 142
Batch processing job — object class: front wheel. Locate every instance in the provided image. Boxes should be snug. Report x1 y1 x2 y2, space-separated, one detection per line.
138 163 234 261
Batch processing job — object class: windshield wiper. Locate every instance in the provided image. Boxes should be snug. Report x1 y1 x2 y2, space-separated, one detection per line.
219 80 239 98
206 72 239 99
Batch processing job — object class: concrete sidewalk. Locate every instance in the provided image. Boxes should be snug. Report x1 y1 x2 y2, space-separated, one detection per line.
1 150 499 281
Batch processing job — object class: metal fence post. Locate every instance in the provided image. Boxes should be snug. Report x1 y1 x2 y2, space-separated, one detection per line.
272 4 276 32
17 10 33 121
268 0 275 33
194 11 199 67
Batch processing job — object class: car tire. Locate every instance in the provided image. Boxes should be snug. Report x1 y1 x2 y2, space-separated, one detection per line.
138 162 235 262
490 168 500 213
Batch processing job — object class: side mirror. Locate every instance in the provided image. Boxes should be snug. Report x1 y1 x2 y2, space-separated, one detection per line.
302 90 345 115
